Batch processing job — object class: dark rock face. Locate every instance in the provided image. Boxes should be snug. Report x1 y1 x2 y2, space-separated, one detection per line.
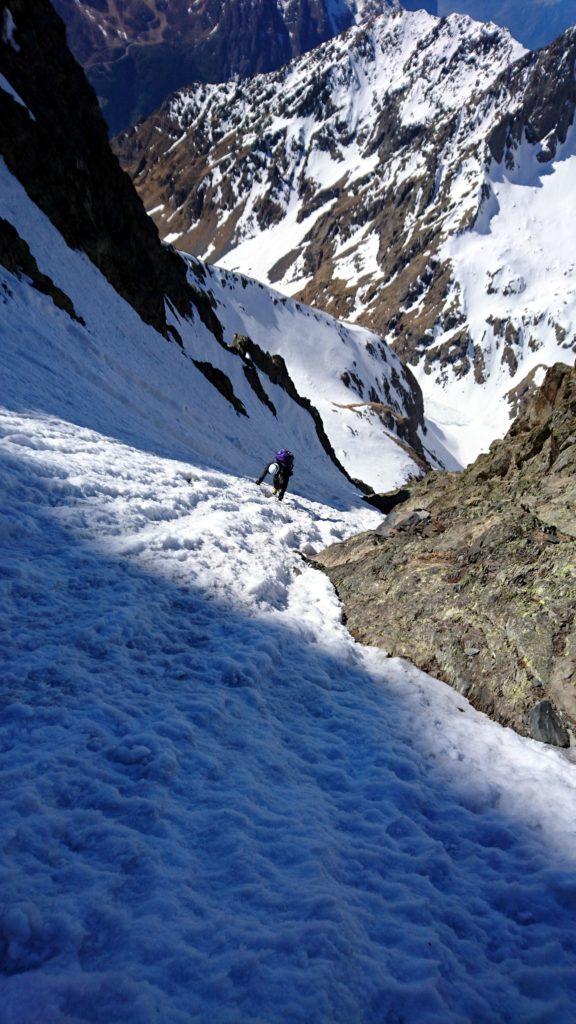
53 0 358 134
0 0 194 336
527 701 569 748
313 363 576 745
0 217 84 324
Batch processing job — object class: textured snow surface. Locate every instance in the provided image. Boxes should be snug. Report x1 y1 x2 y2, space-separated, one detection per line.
3 363 576 1024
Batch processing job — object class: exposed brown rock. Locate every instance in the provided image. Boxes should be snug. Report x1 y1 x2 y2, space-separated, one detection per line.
313 363 576 745
53 0 357 133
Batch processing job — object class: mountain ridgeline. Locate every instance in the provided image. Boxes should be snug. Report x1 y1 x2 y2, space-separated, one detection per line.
54 0 576 134
53 0 366 134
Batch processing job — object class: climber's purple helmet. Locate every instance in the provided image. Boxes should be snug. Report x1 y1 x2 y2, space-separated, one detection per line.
275 448 292 463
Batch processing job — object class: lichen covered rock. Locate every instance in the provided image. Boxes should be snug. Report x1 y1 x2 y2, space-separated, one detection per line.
314 364 576 745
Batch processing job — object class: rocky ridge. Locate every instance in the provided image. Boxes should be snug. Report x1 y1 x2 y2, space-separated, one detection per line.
312 362 576 745
0 0 195 337
53 0 576 135
437 0 576 50
116 11 576 464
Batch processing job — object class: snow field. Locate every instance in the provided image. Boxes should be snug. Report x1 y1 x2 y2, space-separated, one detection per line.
194 259 424 489
430 123 576 463
1 405 576 1024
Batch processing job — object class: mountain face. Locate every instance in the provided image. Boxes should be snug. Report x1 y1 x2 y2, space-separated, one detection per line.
116 9 576 465
313 362 576 746
1 0 430 497
52 0 576 135
52 0 373 135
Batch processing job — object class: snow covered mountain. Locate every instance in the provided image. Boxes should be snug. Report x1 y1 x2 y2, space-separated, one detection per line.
53 0 576 135
117 8 576 463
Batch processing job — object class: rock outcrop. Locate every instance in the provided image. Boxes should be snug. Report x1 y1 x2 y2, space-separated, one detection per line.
313 363 576 745
0 0 196 337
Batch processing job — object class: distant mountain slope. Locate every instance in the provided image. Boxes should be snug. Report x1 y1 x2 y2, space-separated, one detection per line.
115 7 522 286
52 0 372 134
52 0 576 134
117 10 576 463
1 0 430 495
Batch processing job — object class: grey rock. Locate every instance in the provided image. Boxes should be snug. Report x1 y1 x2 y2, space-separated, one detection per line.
317 364 576 742
526 700 570 748
375 508 431 539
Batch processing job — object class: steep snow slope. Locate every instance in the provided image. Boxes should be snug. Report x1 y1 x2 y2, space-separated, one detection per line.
185 256 444 484
2 190 576 1024
428 118 576 462
0 154 396 500
0 150 428 491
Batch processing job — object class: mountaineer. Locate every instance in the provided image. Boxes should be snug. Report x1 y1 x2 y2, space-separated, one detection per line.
255 448 295 501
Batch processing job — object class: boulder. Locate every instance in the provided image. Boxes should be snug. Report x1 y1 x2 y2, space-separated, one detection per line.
526 701 570 748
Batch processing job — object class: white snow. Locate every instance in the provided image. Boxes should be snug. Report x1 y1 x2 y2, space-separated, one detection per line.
3 280 576 1024
1 7 19 51
2 130 576 1024
191 258 424 490
216 191 337 284
428 124 576 463
1 154 422 496
0 71 35 120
